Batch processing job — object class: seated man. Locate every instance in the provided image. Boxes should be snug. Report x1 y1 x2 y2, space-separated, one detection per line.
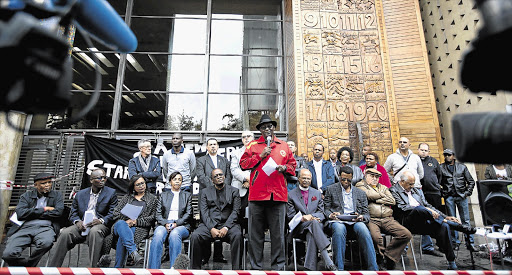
287 169 336 271
190 168 242 269
49 168 118 267
2 173 64 267
355 168 412 270
389 171 476 270
324 166 378 271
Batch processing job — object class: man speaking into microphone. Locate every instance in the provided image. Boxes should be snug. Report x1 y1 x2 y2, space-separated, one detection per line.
240 114 297 270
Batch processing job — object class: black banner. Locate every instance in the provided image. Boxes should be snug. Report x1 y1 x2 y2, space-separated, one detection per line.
83 135 243 194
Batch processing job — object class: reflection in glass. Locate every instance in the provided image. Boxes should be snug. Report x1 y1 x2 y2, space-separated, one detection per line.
167 55 206 92
166 94 203 130
119 93 167 130
44 92 115 129
212 0 281 18
207 94 285 131
71 51 119 91
209 56 242 93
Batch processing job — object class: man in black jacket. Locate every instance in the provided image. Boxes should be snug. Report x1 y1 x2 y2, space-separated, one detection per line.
440 149 477 251
190 168 242 269
417 143 444 256
2 173 64 267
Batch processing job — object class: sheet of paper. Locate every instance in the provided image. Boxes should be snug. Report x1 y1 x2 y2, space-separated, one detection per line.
288 211 302 232
10 212 24 226
262 157 278 176
82 210 95 236
121 204 143 220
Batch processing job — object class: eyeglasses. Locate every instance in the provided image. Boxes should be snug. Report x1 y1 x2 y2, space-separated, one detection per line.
213 173 224 178
443 153 453 156
259 124 274 130
340 178 351 182
135 182 146 187
140 146 152 149
242 135 253 139
92 176 107 181
367 174 381 179
398 141 408 144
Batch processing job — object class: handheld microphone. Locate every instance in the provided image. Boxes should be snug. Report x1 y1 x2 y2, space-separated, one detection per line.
72 0 137 53
266 136 271 147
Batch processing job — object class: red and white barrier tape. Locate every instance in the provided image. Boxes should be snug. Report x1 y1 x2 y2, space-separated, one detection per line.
0 269 511 275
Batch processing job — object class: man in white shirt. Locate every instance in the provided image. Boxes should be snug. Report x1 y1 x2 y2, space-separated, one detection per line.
162 133 196 192
307 143 335 193
384 137 424 187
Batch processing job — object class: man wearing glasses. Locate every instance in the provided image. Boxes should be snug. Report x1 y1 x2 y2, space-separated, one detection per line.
190 168 242 269
49 168 118 267
324 166 378 271
240 114 297 270
2 173 64 267
355 168 411 270
128 139 162 194
384 137 424 187
439 149 477 251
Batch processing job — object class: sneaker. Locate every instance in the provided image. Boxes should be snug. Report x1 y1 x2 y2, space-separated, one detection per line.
326 264 338 271
97 255 111 267
130 251 144 266
422 249 444 257
447 261 457 270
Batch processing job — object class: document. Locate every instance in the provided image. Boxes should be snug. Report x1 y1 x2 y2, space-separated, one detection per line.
121 204 143 220
288 211 302 232
82 210 95 236
262 157 278 176
10 212 24 226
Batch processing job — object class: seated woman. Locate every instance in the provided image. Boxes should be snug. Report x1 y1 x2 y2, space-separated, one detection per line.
148 172 192 269
98 175 158 267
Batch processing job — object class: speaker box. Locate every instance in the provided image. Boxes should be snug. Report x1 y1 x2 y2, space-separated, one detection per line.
476 180 512 226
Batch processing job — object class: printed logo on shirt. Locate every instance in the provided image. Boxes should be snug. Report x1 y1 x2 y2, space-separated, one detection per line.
428 163 433 167
280 150 286 157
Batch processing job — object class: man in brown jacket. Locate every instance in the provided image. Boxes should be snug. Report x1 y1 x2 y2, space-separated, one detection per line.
355 168 412 270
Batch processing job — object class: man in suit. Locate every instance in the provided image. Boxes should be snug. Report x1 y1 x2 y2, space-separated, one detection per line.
287 169 337 271
231 131 254 222
389 171 476 270
324 165 378 271
287 140 307 191
190 168 242 269
196 137 232 263
308 143 335 193
2 173 64 267
128 139 161 194
49 168 118 267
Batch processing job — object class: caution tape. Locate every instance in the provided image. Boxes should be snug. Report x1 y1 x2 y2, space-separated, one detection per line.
0 181 13 190
0 268 511 275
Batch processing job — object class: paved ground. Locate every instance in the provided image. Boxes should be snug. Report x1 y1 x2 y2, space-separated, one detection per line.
1 233 511 270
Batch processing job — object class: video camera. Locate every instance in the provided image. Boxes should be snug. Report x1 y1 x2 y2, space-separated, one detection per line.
454 0 512 164
0 0 137 118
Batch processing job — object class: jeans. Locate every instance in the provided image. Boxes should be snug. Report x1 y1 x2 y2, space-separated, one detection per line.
445 196 474 246
113 220 137 268
148 225 190 269
421 235 435 251
329 222 378 271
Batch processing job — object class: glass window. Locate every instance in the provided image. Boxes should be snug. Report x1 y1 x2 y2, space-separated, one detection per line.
212 0 281 18
133 0 207 16
45 92 115 129
72 51 120 91
122 54 206 92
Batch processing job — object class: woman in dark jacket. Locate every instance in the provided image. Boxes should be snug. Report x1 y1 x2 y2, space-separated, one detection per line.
98 175 157 267
148 171 192 269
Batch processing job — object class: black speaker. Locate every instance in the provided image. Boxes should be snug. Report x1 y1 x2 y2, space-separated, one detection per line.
476 180 512 226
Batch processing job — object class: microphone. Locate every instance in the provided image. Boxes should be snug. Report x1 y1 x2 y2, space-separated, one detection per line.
172 253 190 269
73 0 137 53
266 136 271 147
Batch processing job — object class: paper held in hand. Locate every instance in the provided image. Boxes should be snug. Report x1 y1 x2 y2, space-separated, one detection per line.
262 157 278 176
288 211 303 232
82 210 95 236
121 203 143 220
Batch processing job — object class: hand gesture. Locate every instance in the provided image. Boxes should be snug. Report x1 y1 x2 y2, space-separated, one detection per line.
87 218 102 228
260 146 272 158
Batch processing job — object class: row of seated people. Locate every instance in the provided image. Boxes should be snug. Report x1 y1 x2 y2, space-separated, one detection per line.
2 164 476 271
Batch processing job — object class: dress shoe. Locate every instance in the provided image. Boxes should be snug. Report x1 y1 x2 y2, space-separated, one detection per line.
422 249 444 257
378 263 387 271
213 256 228 263
130 251 144 266
447 261 457 270
449 222 476 235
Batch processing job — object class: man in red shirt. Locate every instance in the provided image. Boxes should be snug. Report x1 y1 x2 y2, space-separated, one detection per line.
240 114 297 270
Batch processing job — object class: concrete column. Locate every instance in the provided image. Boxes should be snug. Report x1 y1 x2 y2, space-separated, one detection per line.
0 112 26 241
466 162 484 227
